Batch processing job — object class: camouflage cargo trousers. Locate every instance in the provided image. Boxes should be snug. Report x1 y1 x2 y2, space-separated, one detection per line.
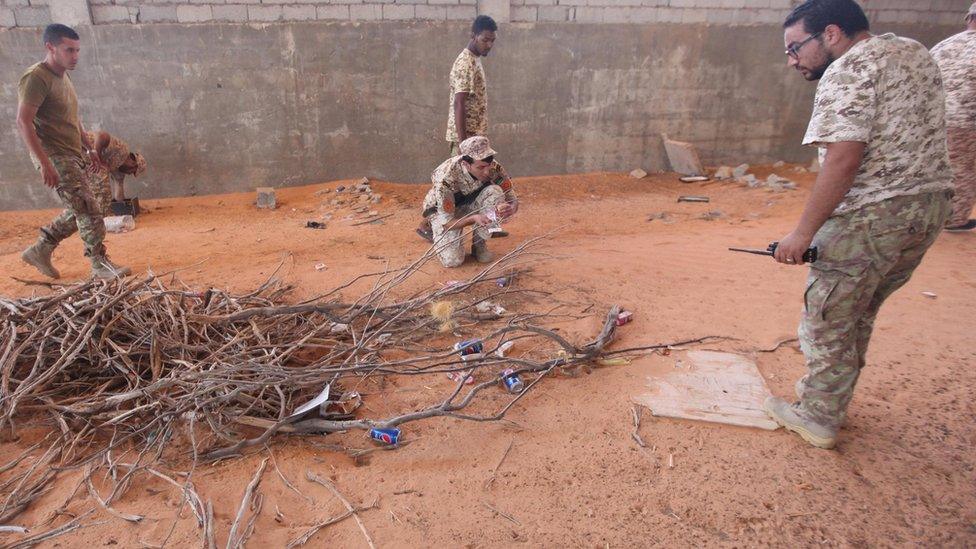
429 184 504 268
37 155 108 257
796 190 950 428
946 127 976 227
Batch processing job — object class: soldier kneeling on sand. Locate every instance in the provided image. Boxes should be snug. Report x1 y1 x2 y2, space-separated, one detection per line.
419 136 518 268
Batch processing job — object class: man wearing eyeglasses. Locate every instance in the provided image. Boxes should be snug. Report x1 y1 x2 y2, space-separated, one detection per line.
763 0 953 449
930 3 976 232
421 136 518 268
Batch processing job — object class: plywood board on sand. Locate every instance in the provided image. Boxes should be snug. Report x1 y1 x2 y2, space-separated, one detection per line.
633 350 779 430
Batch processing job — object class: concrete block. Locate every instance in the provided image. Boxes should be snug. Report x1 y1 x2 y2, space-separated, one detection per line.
680 7 707 22
427 0 460 5
572 6 602 21
395 0 428 5
382 4 414 18
477 0 509 21
537 5 569 20
604 6 658 22
92 5 130 23
444 5 476 19
510 5 537 20
213 5 249 21
49 0 91 26
177 5 213 22
662 135 705 176
316 5 350 18
13 6 50 26
705 8 734 23
349 4 382 19
248 5 283 21
1 7 17 27
767 0 792 8
598 0 644 6
256 187 277 209
283 5 317 20
139 5 178 22
667 0 697 7
4 0 30 7
641 0 668 6
414 5 447 18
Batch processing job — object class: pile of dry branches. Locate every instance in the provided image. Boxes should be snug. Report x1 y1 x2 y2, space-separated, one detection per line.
0 237 687 543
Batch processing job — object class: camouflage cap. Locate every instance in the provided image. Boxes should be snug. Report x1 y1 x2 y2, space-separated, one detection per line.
131 153 147 178
458 135 497 161
968 1 976 18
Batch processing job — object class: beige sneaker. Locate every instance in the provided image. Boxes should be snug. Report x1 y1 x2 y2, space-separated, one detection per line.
764 396 837 449
90 255 132 279
21 239 60 279
472 238 494 263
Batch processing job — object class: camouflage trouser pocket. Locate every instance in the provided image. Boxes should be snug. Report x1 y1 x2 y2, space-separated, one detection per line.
803 264 872 322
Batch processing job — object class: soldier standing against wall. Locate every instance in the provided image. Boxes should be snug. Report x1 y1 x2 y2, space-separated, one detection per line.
764 0 953 448
16 24 131 280
418 15 498 242
930 2 976 232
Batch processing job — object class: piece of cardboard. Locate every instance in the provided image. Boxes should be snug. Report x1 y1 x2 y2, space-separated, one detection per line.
633 350 778 430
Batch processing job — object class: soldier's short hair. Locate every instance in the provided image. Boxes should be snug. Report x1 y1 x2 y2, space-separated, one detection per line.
471 15 497 35
783 0 869 38
43 24 80 46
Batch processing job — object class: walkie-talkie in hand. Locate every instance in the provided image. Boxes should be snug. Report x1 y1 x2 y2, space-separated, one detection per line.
728 242 818 263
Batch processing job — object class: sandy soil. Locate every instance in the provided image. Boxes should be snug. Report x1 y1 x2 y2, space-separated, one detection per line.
0 168 974 547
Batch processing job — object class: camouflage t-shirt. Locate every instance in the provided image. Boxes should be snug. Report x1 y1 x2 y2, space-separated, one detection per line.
803 33 952 215
423 155 511 215
930 30 976 129
445 48 487 144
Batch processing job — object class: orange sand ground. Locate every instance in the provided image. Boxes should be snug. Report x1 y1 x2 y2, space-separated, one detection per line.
0 169 974 547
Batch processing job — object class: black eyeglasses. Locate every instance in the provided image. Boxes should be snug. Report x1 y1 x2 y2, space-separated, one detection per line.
786 32 821 59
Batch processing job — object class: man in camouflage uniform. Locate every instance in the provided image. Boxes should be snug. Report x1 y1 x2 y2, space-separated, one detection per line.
84 130 147 211
931 3 976 232
16 24 130 280
422 136 518 268
446 15 496 156
764 0 952 449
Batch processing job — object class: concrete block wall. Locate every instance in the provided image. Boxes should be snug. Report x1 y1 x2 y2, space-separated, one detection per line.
0 0 968 27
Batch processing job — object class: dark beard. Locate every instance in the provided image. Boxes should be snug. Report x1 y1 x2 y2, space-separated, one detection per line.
807 52 836 81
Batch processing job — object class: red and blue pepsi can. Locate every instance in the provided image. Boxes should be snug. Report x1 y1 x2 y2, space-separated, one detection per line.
369 427 400 445
454 339 484 358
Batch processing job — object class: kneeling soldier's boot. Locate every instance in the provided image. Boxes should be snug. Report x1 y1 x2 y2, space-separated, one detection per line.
90 255 132 279
764 396 837 449
472 237 494 263
21 238 61 279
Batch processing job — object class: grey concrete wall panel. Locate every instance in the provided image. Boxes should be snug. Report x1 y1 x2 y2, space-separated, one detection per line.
0 21 956 210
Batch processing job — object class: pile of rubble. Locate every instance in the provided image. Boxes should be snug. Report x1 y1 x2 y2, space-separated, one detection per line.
712 163 799 192
316 177 386 223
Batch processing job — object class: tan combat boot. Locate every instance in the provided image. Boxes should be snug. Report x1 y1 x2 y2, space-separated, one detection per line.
763 396 837 449
90 255 132 279
21 239 61 279
472 237 494 263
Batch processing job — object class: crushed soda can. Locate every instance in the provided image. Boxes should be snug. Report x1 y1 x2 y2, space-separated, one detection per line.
305 221 326 229
501 368 524 394
369 427 400 446
495 341 514 358
496 277 510 288
616 311 633 326
454 339 484 361
443 280 464 289
447 371 475 384
322 391 362 416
